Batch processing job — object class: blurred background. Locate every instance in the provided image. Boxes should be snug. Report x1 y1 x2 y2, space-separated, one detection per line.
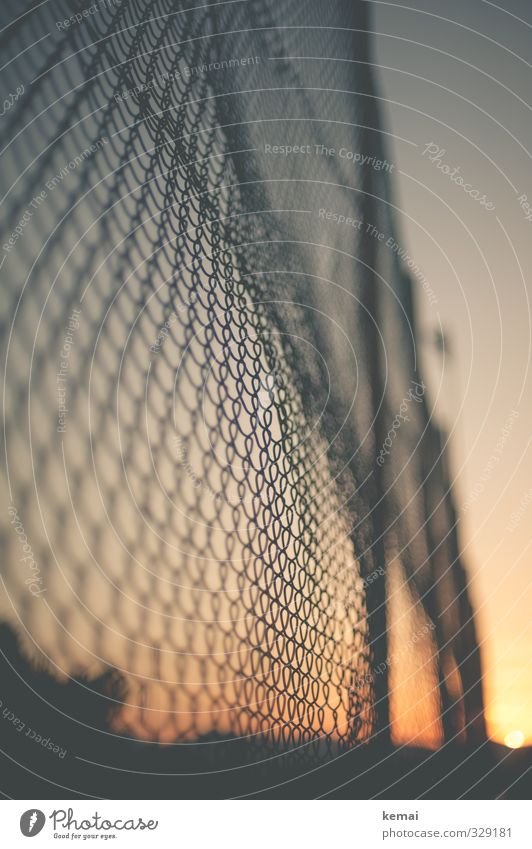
373 0 532 750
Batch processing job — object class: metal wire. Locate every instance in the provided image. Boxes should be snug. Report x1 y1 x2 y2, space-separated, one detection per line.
0 0 484 789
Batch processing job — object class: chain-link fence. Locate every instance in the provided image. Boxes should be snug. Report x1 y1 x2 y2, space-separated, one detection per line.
0 0 484 796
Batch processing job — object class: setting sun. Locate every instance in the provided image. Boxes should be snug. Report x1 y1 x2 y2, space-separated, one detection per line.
504 730 525 750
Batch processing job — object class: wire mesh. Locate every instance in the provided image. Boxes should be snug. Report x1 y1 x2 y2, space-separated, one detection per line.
0 0 484 791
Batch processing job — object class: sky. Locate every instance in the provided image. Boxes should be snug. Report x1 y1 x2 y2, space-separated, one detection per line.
372 0 532 744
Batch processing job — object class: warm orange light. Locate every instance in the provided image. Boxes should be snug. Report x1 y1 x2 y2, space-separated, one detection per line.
503 730 525 749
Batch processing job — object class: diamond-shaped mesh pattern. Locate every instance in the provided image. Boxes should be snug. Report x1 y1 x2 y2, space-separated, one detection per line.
0 0 484 787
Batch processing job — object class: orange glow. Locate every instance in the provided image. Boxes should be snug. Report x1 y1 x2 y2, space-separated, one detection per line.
503 730 525 749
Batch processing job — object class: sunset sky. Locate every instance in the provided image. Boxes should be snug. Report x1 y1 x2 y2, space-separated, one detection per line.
373 0 532 744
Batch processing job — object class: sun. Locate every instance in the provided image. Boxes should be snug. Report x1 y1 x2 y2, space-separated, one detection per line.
504 730 525 749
